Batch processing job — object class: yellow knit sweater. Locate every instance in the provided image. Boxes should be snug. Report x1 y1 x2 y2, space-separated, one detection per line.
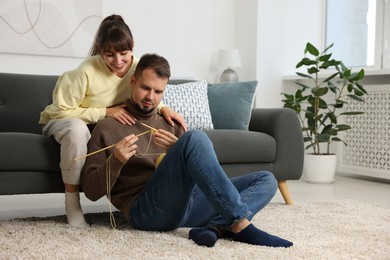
39 55 139 124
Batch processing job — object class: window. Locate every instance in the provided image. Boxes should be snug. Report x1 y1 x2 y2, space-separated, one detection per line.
325 0 390 70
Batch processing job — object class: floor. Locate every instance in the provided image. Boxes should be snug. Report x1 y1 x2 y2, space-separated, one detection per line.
272 173 390 207
0 173 389 221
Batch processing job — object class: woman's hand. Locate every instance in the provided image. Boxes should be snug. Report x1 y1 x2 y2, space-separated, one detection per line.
113 134 139 164
160 106 187 132
153 129 178 152
106 104 137 125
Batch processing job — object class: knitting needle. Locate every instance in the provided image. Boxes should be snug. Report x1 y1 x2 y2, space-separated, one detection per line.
140 122 158 132
73 130 151 161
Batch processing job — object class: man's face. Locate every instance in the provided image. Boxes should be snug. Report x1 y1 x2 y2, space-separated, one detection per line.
130 68 168 114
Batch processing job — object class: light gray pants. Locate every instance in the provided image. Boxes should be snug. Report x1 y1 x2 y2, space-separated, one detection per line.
42 118 91 185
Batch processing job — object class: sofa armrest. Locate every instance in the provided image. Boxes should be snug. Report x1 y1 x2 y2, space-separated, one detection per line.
249 108 304 180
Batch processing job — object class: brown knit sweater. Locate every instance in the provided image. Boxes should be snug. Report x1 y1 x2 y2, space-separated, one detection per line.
81 99 184 219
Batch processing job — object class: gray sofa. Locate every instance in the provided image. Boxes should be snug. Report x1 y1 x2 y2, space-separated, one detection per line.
0 72 304 204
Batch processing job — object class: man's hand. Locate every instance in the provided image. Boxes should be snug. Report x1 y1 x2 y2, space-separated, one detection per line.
153 129 178 152
113 134 139 164
106 104 137 125
160 106 187 132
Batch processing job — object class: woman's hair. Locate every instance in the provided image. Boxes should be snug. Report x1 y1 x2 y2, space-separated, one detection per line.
134 53 171 80
89 14 134 56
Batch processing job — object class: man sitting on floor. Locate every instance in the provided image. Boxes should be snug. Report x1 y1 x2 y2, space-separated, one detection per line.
81 53 293 248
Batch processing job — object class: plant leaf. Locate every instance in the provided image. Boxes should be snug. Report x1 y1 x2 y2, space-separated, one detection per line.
320 59 340 69
328 112 337 123
327 81 339 94
348 94 365 102
302 127 313 132
312 87 328 97
308 67 320 74
356 83 367 94
301 58 318 66
323 43 334 53
296 72 313 79
335 124 351 131
332 137 348 146
340 111 365 116
317 133 330 142
357 69 365 79
306 42 319 56
348 70 364 82
323 72 339 83
295 81 311 89
319 53 332 62
322 125 333 134
296 61 304 68
348 83 355 92
331 102 344 108
305 143 316 150
354 88 365 96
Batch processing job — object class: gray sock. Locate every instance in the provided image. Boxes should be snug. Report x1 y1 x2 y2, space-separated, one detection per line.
65 192 89 228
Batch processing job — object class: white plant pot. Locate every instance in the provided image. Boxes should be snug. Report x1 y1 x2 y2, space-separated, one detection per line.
304 154 337 183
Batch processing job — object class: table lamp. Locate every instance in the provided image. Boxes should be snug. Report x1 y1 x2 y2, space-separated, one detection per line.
218 49 241 82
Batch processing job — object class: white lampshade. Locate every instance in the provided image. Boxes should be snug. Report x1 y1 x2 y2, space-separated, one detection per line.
218 49 241 68
218 49 241 82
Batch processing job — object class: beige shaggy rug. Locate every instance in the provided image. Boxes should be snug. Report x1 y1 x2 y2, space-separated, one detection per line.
0 200 389 260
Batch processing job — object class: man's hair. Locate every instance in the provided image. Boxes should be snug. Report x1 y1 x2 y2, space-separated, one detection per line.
134 53 171 80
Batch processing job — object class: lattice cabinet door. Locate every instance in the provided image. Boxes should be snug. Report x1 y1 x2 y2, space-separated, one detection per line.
337 84 390 180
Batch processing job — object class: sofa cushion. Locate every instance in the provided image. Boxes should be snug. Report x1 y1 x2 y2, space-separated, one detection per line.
208 81 257 130
0 73 58 134
162 80 214 130
0 132 60 172
204 129 276 163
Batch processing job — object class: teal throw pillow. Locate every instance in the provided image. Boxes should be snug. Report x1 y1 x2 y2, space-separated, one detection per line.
207 81 257 130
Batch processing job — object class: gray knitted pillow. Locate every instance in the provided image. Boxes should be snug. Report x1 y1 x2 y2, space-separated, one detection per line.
162 80 214 130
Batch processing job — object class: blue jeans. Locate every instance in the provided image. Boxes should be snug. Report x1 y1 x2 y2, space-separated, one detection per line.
129 130 277 231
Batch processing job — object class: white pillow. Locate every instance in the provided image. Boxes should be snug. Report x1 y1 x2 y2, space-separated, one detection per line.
162 80 214 130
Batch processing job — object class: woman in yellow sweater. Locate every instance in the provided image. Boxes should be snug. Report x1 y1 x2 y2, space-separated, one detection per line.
39 14 186 227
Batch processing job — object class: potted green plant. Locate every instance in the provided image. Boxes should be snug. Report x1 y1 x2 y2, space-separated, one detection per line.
282 42 367 183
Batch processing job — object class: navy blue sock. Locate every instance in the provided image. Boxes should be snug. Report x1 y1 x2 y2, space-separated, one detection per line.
232 224 293 248
189 227 219 247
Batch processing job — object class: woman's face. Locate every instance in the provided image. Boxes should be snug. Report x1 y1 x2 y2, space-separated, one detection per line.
102 48 133 78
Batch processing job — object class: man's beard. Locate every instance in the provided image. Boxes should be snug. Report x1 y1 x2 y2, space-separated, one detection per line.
133 101 154 114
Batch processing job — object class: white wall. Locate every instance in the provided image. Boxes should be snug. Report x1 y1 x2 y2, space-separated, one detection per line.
235 0 258 82
0 0 325 108
104 0 237 82
0 0 236 83
254 0 325 108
